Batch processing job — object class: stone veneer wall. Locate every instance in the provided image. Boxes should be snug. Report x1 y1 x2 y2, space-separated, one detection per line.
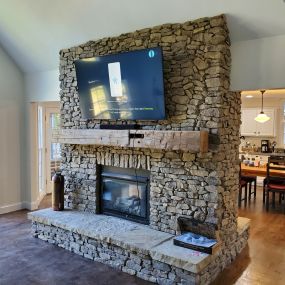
59 14 241 248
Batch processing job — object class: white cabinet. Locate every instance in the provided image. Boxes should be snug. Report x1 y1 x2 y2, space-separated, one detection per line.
241 108 276 137
241 109 257 136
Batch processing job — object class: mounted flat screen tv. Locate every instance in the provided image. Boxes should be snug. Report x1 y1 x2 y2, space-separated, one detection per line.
74 47 165 120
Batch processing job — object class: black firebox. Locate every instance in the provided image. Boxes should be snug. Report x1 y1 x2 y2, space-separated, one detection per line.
99 166 150 225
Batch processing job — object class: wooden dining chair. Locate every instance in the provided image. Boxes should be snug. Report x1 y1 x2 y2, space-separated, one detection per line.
239 162 248 207
263 156 285 203
239 179 248 207
241 174 257 202
265 157 285 213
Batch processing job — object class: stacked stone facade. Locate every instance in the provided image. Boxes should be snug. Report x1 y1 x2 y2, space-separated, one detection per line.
59 14 240 244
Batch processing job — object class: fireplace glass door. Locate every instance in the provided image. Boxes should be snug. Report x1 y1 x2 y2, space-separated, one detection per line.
100 167 150 224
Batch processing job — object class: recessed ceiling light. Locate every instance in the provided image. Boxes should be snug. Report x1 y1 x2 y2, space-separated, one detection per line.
245 95 253 98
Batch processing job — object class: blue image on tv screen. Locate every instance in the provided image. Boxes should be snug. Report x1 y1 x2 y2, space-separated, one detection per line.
74 47 165 120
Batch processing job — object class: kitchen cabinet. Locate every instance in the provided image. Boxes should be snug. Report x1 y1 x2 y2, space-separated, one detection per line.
241 108 276 137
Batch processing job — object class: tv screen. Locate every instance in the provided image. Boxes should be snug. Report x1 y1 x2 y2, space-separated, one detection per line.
74 47 165 120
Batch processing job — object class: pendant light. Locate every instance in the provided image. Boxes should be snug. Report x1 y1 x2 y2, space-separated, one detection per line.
254 90 270 123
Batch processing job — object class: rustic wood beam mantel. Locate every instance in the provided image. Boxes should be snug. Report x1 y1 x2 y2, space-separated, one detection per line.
52 129 208 153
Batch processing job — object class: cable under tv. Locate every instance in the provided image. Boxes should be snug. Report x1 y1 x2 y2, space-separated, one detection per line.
99 124 141 130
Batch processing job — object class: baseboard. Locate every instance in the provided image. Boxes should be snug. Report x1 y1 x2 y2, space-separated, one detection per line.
23 191 47 211
0 202 25 215
0 190 48 214
22 201 34 211
0 191 48 214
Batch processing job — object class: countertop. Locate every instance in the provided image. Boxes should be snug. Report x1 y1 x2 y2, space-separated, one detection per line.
239 152 285 157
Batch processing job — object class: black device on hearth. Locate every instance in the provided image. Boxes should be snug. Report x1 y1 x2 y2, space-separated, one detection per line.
261 140 270 153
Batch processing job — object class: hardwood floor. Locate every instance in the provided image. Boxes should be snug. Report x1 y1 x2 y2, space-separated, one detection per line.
39 189 285 285
213 187 285 285
39 193 52 209
0 203 150 285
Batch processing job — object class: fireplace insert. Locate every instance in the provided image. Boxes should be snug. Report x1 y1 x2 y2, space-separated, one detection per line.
99 166 150 224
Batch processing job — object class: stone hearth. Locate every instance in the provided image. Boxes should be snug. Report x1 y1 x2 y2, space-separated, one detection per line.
28 209 249 284
29 13 250 285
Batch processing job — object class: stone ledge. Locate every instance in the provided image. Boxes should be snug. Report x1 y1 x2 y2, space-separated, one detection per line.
28 209 173 256
28 209 250 275
52 129 209 153
237 217 250 235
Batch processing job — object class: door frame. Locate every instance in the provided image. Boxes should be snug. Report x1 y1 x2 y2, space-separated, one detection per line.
29 101 60 209
45 105 61 194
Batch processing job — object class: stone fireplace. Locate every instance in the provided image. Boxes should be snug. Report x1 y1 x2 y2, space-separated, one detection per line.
29 14 250 285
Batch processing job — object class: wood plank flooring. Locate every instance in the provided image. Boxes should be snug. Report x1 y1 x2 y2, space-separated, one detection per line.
213 187 285 285
1 187 284 285
0 205 151 285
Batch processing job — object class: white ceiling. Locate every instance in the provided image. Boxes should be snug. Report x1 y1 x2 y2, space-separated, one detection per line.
1 0 285 73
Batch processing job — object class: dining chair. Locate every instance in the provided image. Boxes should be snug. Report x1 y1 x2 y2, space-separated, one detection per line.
265 157 285 213
263 156 285 203
241 174 257 202
239 162 248 207
239 179 248 207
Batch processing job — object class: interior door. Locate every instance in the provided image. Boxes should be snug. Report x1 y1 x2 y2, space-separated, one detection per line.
45 107 61 194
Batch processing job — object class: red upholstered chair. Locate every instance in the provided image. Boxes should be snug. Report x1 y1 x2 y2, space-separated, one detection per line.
265 157 285 213
263 155 285 203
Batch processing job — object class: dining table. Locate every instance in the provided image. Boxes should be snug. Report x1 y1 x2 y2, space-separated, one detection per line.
241 163 285 177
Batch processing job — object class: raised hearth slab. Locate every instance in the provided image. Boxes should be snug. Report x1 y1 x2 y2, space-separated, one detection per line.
29 209 174 257
28 209 249 276
28 209 211 273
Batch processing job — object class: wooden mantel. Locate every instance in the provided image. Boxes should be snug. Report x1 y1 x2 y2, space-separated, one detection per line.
52 129 209 153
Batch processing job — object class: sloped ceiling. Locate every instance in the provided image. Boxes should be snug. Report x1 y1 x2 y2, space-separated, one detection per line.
1 0 285 73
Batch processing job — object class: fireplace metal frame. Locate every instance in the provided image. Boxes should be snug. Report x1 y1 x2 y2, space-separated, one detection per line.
98 167 150 225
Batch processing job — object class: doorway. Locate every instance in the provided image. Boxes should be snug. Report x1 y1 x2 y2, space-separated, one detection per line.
45 105 61 193
36 102 60 204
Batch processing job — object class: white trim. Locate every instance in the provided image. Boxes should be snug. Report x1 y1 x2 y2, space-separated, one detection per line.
29 102 60 202
0 191 47 213
28 101 59 211
21 201 34 211
35 190 47 209
29 102 40 207
45 105 60 194
0 202 25 215
22 191 47 211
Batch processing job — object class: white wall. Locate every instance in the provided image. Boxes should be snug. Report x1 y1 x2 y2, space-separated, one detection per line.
22 34 285 99
0 45 25 214
25 69 60 102
22 34 285 96
231 34 285 91
23 70 60 210
24 35 285 98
